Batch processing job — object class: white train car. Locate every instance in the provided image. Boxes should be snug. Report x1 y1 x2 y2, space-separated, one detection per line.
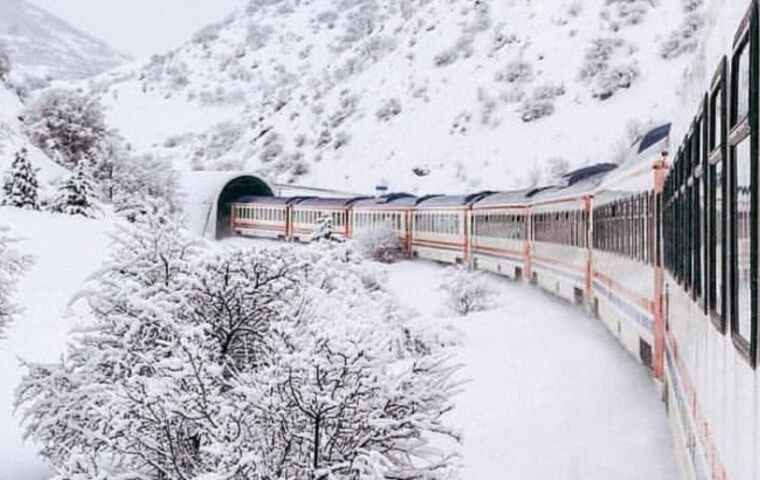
350 194 417 253
661 3 760 478
591 131 668 372
230 196 297 239
411 193 492 264
526 174 599 306
470 191 530 280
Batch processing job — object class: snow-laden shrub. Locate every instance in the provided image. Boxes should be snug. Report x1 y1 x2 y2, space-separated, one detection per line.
21 89 110 169
660 13 703 60
1 148 39 210
682 0 703 13
340 1 378 46
440 267 497 316
0 43 10 81
0 226 31 340
602 0 655 29
246 22 273 50
17 215 459 479
111 153 182 218
490 23 518 55
353 222 403 263
520 82 565 122
495 60 534 84
579 38 638 100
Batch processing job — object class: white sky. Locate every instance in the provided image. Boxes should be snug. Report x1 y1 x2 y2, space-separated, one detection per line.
26 0 248 58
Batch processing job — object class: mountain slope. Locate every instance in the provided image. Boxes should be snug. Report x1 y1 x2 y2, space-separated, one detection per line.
0 0 128 83
91 0 705 194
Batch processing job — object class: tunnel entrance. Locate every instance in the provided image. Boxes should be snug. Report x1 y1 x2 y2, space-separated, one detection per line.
216 175 273 239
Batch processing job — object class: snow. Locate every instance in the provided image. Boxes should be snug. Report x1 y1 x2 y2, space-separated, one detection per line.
385 260 678 479
0 0 127 82
26 0 248 58
1 226 679 478
86 0 700 195
0 207 112 479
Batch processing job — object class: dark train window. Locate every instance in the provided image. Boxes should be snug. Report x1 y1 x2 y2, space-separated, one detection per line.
710 88 723 150
727 8 756 362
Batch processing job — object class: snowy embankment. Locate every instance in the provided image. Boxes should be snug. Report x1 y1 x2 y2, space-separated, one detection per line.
385 261 678 479
0 207 112 479
1 228 677 479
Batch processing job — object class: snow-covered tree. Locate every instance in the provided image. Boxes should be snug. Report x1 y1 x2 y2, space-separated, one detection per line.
0 227 31 339
2 148 39 210
97 149 182 221
0 43 10 82
22 89 109 169
51 160 97 217
353 221 403 263
17 226 460 479
441 267 497 315
310 214 338 242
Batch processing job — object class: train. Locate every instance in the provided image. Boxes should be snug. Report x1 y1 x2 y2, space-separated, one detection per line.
228 2 760 479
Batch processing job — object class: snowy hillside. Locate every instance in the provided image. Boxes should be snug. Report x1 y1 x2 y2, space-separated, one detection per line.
0 0 128 83
89 0 704 194
0 82 67 196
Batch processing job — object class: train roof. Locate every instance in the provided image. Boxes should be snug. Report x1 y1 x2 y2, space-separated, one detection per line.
637 123 671 154
295 196 370 208
415 191 494 208
352 193 418 208
528 163 619 202
233 195 313 205
473 189 531 207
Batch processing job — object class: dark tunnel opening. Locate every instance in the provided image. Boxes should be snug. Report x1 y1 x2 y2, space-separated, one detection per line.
216 175 273 239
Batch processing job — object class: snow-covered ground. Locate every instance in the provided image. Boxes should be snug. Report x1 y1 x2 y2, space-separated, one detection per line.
1 225 677 478
0 207 112 479
385 261 678 479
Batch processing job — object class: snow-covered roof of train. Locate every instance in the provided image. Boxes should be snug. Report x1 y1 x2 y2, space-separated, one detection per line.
472 189 531 207
295 196 370 208
415 192 494 208
233 196 313 205
352 193 418 209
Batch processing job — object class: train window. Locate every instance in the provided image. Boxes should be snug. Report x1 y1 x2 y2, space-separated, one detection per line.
732 137 754 355
710 90 723 150
732 38 751 124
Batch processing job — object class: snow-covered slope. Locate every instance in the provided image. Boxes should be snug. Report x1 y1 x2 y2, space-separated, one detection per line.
90 0 703 194
0 0 128 83
0 83 67 195
26 0 249 58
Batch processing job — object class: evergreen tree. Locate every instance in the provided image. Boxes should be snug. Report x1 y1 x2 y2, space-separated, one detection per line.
1 148 40 210
52 160 96 217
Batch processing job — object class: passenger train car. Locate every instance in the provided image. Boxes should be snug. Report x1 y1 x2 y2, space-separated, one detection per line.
229 2 760 478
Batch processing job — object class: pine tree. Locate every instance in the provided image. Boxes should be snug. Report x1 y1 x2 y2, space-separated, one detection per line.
1 148 40 210
52 160 96 217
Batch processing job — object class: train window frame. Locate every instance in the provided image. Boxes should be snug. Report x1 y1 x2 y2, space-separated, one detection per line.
708 56 729 333
728 4 758 365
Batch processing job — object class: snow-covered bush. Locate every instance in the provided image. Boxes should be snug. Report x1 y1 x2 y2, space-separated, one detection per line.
111 153 182 218
354 222 403 263
1 148 39 210
602 0 654 30
51 161 97 217
441 267 497 315
0 227 31 340
375 97 402 121
660 13 703 60
21 89 110 169
246 22 273 50
495 60 534 84
17 217 459 479
0 43 10 82
579 38 638 100
520 83 565 122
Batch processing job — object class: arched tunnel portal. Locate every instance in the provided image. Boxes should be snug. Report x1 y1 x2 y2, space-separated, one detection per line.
216 175 273 239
